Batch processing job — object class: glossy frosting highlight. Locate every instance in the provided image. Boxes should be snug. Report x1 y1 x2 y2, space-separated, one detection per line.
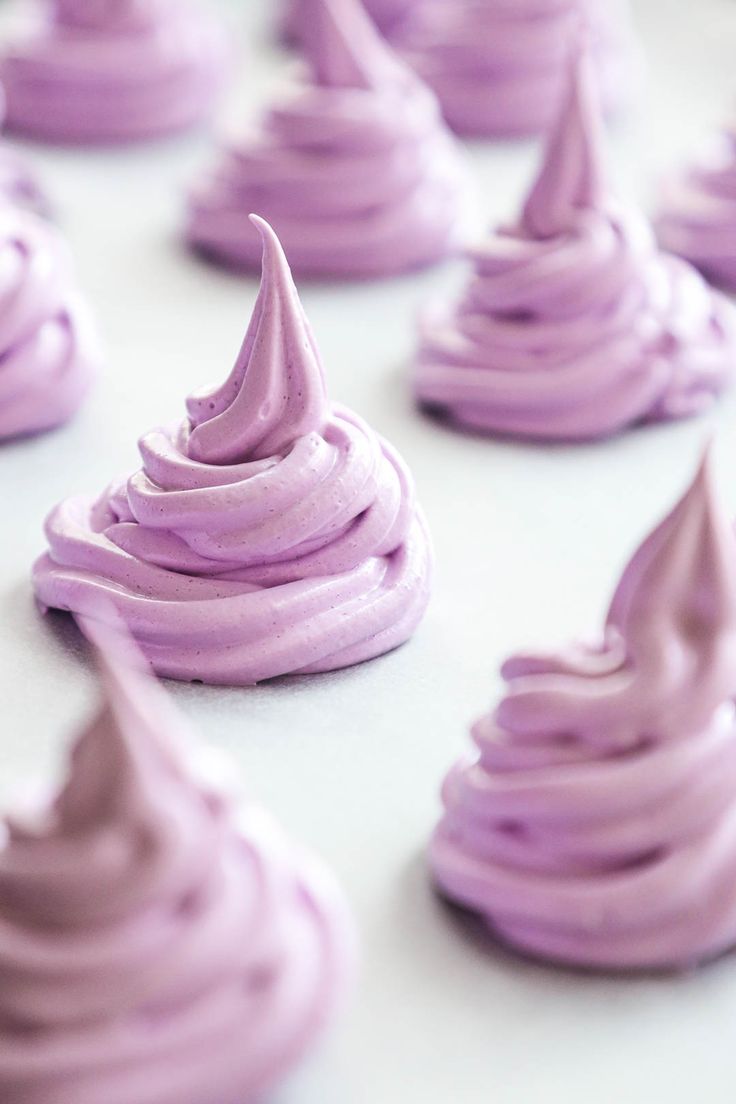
35 216 432 684
0 0 228 144
414 50 736 441
0 625 353 1102
394 0 635 138
431 453 736 970
187 0 471 277
0 205 99 441
656 127 736 292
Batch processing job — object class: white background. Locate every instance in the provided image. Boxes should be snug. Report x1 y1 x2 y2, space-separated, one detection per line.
2 1 736 1100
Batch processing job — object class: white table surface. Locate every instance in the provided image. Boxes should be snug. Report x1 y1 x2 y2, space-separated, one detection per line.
3 1 736 1101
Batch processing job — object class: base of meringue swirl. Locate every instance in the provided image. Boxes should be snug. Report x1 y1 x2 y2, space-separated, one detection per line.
34 497 432 686
431 704 736 972
414 256 736 442
186 152 471 279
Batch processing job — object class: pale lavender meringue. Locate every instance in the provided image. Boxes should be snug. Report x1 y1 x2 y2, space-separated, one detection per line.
0 622 353 1102
656 127 736 292
413 49 736 442
0 205 99 441
0 0 229 145
394 0 635 138
34 216 432 685
187 0 471 278
431 452 736 971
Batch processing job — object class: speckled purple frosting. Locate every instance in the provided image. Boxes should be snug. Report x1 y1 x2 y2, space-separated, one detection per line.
0 0 229 145
0 205 99 441
187 0 471 278
393 0 635 138
413 50 736 442
431 452 736 971
34 216 432 685
656 127 736 292
0 621 354 1103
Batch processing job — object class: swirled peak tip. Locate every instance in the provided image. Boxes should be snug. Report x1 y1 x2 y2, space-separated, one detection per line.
607 444 736 655
304 0 392 90
521 45 606 239
54 617 185 833
187 215 329 465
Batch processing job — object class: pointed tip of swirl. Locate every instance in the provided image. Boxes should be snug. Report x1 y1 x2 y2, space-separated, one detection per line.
186 216 329 465
606 443 736 643
49 609 195 832
520 41 607 239
301 0 392 91
248 212 292 274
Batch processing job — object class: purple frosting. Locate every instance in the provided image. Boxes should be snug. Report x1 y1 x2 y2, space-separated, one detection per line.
656 128 736 292
0 0 229 145
187 0 471 278
393 0 635 138
413 50 736 442
283 0 416 41
0 206 99 441
0 618 355 1102
34 217 432 685
431 452 736 971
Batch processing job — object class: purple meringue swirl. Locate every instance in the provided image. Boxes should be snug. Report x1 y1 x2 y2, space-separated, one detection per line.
656 128 736 293
0 0 229 144
34 216 432 685
0 623 353 1103
414 51 736 442
431 452 736 971
0 205 99 441
187 0 471 278
393 0 634 138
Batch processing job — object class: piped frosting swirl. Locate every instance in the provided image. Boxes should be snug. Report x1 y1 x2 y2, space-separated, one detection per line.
413 49 736 441
0 623 353 1103
187 0 471 278
431 452 736 970
656 127 736 292
0 0 228 144
34 216 432 684
0 205 99 441
394 0 634 137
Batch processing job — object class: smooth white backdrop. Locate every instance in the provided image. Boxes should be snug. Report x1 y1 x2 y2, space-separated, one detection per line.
2 1 736 1100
